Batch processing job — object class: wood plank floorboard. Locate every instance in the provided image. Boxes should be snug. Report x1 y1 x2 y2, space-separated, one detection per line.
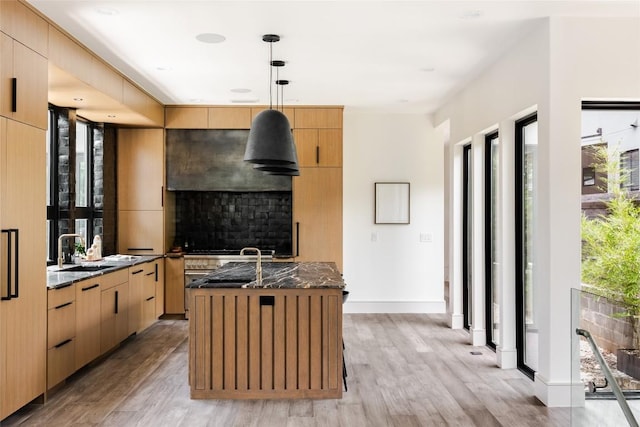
1 314 580 426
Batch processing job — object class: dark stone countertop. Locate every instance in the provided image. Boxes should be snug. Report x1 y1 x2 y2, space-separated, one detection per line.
187 261 345 289
47 255 163 289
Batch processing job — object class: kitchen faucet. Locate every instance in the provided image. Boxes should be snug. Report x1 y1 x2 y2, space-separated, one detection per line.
58 234 85 268
240 247 262 286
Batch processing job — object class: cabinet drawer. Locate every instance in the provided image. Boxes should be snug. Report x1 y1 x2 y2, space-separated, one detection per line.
101 268 129 290
47 339 76 388
48 283 76 309
48 301 76 348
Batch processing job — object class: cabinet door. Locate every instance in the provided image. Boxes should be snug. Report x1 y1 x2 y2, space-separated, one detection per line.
293 168 343 271
142 265 156 331
0 34 47 129
293 129 342 168
0 119 46 419
75 279 102 370
128 266 145 335
118 210 164 255
154 259 165 318
165 256 185 314
100 282 129 353
117 128 164 210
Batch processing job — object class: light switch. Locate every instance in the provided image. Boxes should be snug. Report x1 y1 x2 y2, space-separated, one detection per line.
420 233 432 243
371 232 378 242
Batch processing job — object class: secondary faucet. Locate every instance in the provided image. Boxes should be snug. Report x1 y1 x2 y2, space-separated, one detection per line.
240 247 262 285
58 234 85 268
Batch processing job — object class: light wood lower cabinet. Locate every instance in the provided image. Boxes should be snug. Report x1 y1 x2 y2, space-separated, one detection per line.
189 288 342 399
100 276 129 354
128 266 144 335
165 256 184 314
47 284 76 389
75 278 101 370
141 266 156 331
154 258 165 318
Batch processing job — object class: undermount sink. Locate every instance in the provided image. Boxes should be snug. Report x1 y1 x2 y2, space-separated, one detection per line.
62 264 113 272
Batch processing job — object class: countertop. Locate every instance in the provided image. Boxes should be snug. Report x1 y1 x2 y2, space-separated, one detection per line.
187 261 345 289
47 255 163 289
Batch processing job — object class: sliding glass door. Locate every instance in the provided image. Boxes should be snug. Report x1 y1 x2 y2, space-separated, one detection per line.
516 114 538 378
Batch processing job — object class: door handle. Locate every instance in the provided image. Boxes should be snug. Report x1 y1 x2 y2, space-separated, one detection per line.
1 229 18 300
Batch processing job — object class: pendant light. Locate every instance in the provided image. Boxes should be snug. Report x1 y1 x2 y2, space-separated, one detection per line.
244 34 298 169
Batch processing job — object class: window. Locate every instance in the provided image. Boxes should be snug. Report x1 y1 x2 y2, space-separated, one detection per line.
46 106 104 264
485 131 500 349
516 113 538 380
621 149 639 191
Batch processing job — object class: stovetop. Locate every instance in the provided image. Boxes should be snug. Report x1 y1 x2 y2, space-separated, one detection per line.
184 249 276 256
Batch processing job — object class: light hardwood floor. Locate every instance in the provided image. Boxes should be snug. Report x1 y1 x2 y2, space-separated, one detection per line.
3 314 574 426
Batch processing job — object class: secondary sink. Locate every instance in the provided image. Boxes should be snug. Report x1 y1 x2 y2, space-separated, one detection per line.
62 265 113 272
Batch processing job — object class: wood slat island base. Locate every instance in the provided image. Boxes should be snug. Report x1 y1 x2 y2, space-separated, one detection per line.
189 287 343 399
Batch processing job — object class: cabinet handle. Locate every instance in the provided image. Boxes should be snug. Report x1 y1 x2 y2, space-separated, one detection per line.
161 186 164 207
55 301 73 310
115 290 119 314
132 269 144 275
54 283 73 290
155 263 158 282
1 229 18 300
127 248 153 252
316 146 320 164
11 78 17 112
82 283 99 291
145 271 154 277
295 222 300 257
260 295 274 306
146 296 155 301
55 338 72 349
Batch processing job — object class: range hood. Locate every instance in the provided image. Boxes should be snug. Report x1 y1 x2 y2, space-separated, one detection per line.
166 129 291 192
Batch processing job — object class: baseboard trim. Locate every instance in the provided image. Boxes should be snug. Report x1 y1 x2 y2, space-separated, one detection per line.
343 300 446 314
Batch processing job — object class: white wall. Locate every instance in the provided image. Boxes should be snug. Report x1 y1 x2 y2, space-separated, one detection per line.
342 112 445 313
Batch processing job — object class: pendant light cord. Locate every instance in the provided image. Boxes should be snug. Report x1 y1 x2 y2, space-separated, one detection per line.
269 41 273 110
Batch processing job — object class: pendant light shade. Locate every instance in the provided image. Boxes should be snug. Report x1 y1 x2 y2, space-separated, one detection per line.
244 109 297 165
244 34 299 171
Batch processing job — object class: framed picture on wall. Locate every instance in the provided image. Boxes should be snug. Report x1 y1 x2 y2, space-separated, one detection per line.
375 182 410 224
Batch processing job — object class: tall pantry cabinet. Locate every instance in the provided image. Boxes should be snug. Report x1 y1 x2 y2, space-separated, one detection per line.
0 0 48 419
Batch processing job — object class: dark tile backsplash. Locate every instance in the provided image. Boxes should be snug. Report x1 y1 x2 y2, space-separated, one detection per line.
175 191 292 255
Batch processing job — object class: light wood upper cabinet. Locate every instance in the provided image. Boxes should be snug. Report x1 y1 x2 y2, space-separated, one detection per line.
0 119 46 419
0 0 48 57
208 107 251 129
294 128 342 167
165 106 208 129
0 33 48 129
118 210 165 255
293 167 343 271
294 108 343 129
117 128 164 210
251 107 295 127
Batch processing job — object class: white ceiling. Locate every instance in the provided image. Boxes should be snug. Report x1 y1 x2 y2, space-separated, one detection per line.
27 1 640 115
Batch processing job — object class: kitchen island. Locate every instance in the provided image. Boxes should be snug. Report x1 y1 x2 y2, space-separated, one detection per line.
187 261 345 399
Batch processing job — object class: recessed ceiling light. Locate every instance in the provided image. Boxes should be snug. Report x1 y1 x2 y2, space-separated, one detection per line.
73 97 84 102
196 33 226 44
230 99 259 104
460 10 483 19
156 66 172 71
189 98 204 103
95 7 119 16
107 114 116 118
420 67 436 73
231 88 252 94
285 98 299 103
398 99 409 103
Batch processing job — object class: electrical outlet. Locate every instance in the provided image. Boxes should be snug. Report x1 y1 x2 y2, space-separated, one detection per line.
371 232 378 242
420 233 432 243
